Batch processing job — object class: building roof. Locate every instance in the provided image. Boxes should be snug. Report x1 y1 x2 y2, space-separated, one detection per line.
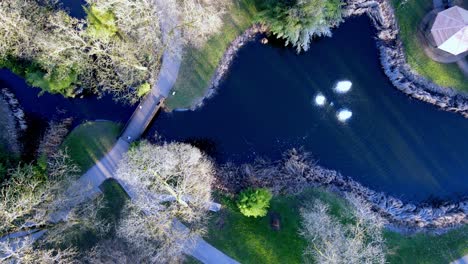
430 6 468 55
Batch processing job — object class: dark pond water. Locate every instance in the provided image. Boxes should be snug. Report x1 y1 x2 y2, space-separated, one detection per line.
0 0 133 159
60 0 87 19
0 70 135 158
147 16 468 202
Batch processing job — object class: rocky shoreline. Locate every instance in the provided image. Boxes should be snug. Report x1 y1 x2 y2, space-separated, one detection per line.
0 88 27 132
217 149 467 231
192 0 468 116
345 0 468 118
196 0 468 230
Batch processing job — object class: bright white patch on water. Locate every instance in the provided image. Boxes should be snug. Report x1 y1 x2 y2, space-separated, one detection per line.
337 109 352 122
334 80 352 94
314 94 326 106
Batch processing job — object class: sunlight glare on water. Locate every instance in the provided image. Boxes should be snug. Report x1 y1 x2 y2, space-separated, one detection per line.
337 109 352 122
334 80 352 94
314 94 326 106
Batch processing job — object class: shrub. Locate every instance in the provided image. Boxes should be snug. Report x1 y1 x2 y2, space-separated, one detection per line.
84 5 119 40
136 83 151 98
237 188 272 218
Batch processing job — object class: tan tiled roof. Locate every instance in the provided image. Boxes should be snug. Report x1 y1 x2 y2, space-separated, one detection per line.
430 6 468 55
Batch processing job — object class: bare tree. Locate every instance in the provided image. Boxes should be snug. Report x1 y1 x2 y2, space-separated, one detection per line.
114 141 215 261
1 0 228 101
45 194 111 251
0 0 164 102
300 194 386 264
0 0 44 60
178 0 230 48
0 191 109 263
37 118 73 160
83 0 164 103
0 94 21 157
0 150 80 235
0 236 77 264
114 204 196 263
82 238 132 264
116 141 214 221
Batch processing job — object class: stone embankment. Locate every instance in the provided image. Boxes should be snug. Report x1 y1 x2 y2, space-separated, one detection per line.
218 150 467 230
1 88 27 131
345 0 468 117
197 0 468 116
203 0 468 230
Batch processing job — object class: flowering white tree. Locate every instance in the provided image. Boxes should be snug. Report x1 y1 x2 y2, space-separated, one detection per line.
114 141 215 261
300 194 386 264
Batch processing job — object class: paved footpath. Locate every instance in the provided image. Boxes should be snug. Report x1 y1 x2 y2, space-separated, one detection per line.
451 255 468 264
50 0 239 263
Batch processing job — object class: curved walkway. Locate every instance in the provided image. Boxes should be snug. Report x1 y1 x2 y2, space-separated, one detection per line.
47 0 238 263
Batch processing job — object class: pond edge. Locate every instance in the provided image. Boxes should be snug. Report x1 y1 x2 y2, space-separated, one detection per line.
189 0 468 231
184 0 468 118
218 149 467 232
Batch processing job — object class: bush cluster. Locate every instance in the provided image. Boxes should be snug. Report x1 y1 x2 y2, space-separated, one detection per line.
237 188 273 218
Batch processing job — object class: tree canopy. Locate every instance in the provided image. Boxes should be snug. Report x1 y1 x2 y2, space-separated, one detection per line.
0 0 227 102
114 141 216 262
257 0 344 52
300 194 386 263
237 188 272 218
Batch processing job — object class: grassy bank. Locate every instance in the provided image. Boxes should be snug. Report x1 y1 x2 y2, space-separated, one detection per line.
386 226 468 263
206 189 355 263
61 121 122 171
206 189 468 264
391 0 468 92
165 0 259 110
206 194 307 263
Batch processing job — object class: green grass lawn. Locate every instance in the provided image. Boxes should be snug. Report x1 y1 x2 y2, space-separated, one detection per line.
206 188 468 264
386 226 468 263
391 0 468 92
98 179 129 232
165 0 259 110
61 121 122 172
205 189 352 264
